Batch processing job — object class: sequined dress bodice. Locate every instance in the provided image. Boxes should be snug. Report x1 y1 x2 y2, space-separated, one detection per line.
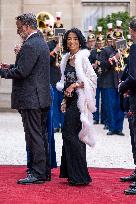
64 62 78 105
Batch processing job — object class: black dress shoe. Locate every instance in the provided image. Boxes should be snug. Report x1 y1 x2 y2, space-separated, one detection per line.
103 125 108 130
130 182 136 188
124 187 136 195
107 131 116 135
46 174 51 181
26 168 32 175
100 121 104 125
120 173 136 182
115 131 125 136
93 120 99 124
17 174 46 185
68 177 92 186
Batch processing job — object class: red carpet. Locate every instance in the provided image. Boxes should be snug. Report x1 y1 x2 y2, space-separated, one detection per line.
0 166 136 204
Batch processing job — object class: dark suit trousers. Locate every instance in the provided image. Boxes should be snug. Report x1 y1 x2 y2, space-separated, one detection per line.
128 115 136 165
128 95 136 165
20 109 49 179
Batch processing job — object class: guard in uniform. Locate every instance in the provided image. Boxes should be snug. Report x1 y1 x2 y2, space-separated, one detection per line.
99 30 125 135
115 20 123 33
106 23 113 47
54 12 63 28
119 34 131 113
89 27 106 124
37 12 58 170
48 12 64 133
87 26 96 51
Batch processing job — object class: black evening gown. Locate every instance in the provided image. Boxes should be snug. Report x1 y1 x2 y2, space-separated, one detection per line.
59 63 91 185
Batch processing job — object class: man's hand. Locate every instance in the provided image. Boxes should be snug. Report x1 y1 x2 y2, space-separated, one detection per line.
0 63 10 69
115 52 121 60
92 63 97 69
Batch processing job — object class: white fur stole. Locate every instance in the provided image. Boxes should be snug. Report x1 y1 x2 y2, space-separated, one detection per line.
56 49 97 147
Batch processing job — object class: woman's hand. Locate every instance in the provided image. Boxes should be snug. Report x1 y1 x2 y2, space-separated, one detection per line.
64 84 75 97
64 82 84 97
61 98 66 113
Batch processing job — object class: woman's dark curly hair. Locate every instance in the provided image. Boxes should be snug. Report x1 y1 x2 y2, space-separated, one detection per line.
63 27 87 52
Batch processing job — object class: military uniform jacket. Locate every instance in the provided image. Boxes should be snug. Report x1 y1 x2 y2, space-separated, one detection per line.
100 46 121 88
89 48 97 64
0 32 51 109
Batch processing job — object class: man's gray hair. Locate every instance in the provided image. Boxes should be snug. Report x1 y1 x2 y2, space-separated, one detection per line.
16 13 37 29
129 17 136 32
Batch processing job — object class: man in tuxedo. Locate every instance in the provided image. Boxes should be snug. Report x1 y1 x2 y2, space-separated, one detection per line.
0 13 51 184
119 18 136 195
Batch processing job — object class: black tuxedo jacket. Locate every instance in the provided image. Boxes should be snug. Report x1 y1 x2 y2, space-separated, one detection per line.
119 42 136 95
0 32 51 109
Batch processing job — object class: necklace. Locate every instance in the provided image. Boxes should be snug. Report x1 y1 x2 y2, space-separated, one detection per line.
69 54 75 67
69 49 80 59
69 53 76 60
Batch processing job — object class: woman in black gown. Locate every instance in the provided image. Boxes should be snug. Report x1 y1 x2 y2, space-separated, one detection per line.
57 28 97 186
